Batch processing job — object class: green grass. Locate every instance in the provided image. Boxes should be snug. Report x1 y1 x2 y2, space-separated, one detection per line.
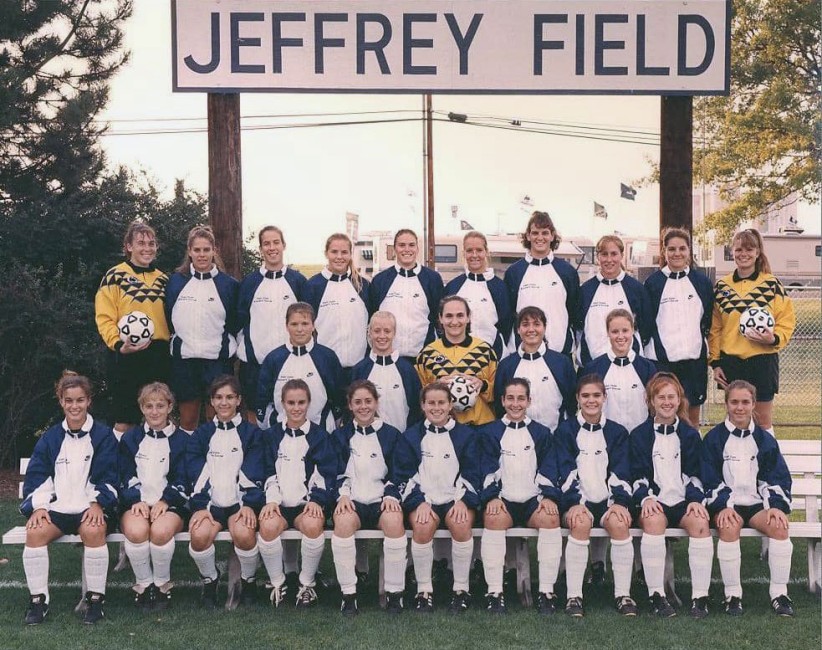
0 501 819 650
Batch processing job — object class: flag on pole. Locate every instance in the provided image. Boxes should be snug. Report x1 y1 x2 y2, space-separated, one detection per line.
593 202 608 219
620 183 637 200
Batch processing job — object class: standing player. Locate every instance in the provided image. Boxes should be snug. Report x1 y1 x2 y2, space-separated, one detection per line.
554 375 636 618
237 226 306 422
503 211 579 356
95 221 170 437
369 229 444 362
330 380 406 615
20 372 118 625
444 231 512 359
395 382 481 613
702 380 795 617
119 382 189 609
166 226 239 433
479 378 562 615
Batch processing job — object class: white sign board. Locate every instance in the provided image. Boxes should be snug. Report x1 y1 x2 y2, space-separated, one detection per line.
171 0 730 94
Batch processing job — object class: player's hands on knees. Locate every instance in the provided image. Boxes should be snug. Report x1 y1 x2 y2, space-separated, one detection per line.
766 508 789 530
82 503 105 527
303 501 324 519
605 504 631 525
260 502 281 521
131 501 150 519
381 497 401 513
567 504 590 527
485 498 507 517
335 496 355 516
414 502 433 525
716 507 742 529
190 509 216 530
538 498 558 516
641 498 664 520
150 500 168 522
234 506 257 529
449 500 470 524
27 509 52 529
686 501 709 520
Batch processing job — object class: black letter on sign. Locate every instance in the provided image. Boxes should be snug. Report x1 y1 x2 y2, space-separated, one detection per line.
678 15 714 76
184 12 220 73
594 14 628 75
315 13 348 74
444 13 483 75
403 14 437 75
357 14 392 74
533 14 567 76
230 12 265 73
636 14 669 75
272 13 306 74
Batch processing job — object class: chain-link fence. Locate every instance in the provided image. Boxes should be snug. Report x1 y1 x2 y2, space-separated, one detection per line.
704 286 821 430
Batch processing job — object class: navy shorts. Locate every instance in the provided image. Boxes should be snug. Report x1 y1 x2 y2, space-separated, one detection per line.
280 504 305 529
170 357 233 403
636 500 688 527
716 353 778 402
501 497 540 527
655 358 708 406
107 340 171 424
352 501 384 529
208 503 241 528
48 510 115 536
719 503 765 527
239 361 261 411
563 500 609 528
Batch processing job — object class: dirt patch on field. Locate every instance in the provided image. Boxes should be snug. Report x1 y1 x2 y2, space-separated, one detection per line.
0 468 20 500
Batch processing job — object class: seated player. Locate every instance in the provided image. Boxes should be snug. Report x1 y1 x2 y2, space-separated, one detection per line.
20 372 118 626
350 311 421 430
256 301 343 431
630 373 713 619
331 380 406 616
554 374 636 618
119 382 189 609
702 380 795 617
479 378 562 615
394 382 481 614
257 379 339 608
187 375 265 607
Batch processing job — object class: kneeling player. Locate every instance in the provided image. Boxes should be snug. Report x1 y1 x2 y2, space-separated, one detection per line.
331 380 406 615
395 382 481 613
257 379 338 608
479 378 562 614
554 374 636 617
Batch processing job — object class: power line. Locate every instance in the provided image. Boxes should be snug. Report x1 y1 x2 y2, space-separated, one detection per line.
93 109 420 124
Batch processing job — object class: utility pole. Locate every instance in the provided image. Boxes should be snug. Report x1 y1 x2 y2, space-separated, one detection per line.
423 93 435 268
207 93 243 280
659 96 693 232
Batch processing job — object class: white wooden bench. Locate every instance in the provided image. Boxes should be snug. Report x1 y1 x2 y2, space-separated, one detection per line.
5 438 820 609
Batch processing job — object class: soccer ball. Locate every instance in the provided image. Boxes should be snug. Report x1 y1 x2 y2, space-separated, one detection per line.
118 311 155 346
449 375 479 413
739 306 775 337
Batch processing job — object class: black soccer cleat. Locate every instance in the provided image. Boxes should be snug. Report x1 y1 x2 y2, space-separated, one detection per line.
24 594 48 626
385 591 404 615
771 595 795 617
295 583 318 609
134 585 152 610
689 596 709 619
565 596 584 618
536 592 558 616
200 570 221 609
649 591 677 618
240 577 258 606
448 590 471 614
616 595 639 617
340 593 359 617
152 584 172 611
413 591 434 613
724 596 744 616
587 561 606 586
82 591 106 625
485 592 506 614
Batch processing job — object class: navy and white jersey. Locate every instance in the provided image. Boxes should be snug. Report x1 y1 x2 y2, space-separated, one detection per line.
503 252 580 355
187 415 266 512
576 271 651 366
554 414 632 511
630 417 704 508
119 422 189 510
444 269 512 359
644 266 714 363
701 419 792 515
21 415 118 517
395 418 480 511
478 416 560 505
494 342 577 431
236 265 307 365
303 268 369 368
166 264 239 360
332 419 402 505
256 339 343 431
263 420 338 509
369 263 444 358
350 351 422 430
581 350 657 433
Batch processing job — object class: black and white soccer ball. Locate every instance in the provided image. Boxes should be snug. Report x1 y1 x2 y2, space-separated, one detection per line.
118 311 155 345
449 375 479 413
738 306 774 337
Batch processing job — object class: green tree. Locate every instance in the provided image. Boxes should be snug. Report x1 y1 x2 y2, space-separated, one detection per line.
693 0 820 239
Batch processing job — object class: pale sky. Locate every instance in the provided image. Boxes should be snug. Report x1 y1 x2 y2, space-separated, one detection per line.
97 3 819 264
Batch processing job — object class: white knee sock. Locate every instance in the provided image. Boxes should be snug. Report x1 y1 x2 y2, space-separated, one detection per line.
84 545 110 595
150 539 175 586
717 539 742 598
234 545 259 581
23 546 49 603
590 536 608 566
610 537 634 598
411 540 434 593
331 534 357 595
767 538 793 600
257 535 285 587
451 538 474 592
124 539 152 588
537 528 562 595
565 537 589 599
481 529 507 594
299 535 325 587
640 533 666 596
688 536 714 599
383 536 407 594
283 539 299 574
189 544 218 581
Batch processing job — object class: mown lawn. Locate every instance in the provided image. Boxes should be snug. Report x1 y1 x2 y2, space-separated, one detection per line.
0 501 819 650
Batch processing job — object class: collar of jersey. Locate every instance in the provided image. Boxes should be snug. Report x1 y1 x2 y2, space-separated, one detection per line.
144 422 176 438
354 418 383 434
518 341 547 359
662 265 690 278
724 418 754 436
62 414 94 437
190 264 218 280
284 420 311 436
394 262 419 276
322 267 350 281
576 412 607 429
464 268 495 281
126 260 156 274
607 349 636 364
524 251 554 265
290 338 315 355
442 335 472 348
423 418 455 433
596 270 626 284
502 415 531 428
213 413 242 429
653 417 680 434
260 264 287 279
732 269 760 283
370 350 399 364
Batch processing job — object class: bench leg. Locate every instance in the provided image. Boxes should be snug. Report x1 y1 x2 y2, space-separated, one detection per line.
283 539 299 574
663 539 681 608
508 537 532 607
356 539 370 576
113 541 129 572
808 540 821 595
760 537 770 561
225 547 241 610
378 550 386 608
74 549 89 615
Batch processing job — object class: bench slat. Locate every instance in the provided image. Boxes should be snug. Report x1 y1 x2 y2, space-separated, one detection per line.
784 455 822 474
793 477 822 498
778 440 821 456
